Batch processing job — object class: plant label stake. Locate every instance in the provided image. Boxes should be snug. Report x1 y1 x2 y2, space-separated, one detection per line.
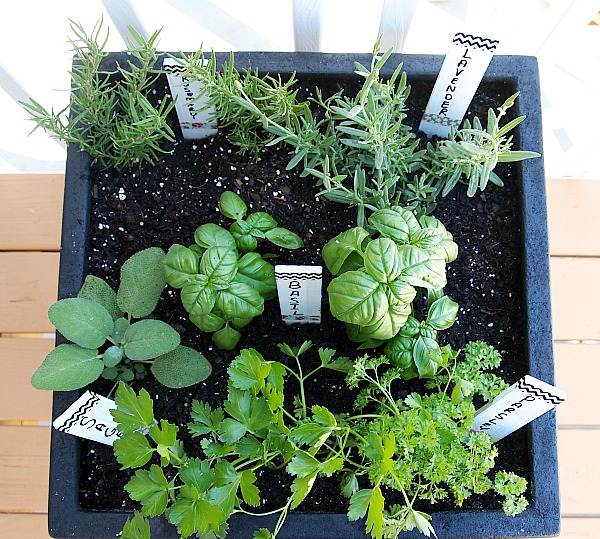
473 375 566 442
52 391 119 446
419 32 499 138
163 58 218 139
275 265 322 324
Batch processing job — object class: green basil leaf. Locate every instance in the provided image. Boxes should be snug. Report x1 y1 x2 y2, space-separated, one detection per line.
199 246 238 289
322 227 369 275
364 237 401 283
387 279 417 304
399 315 420 337
151 345 212 388
348 298 410 342
246 212 277 232
49 298 113 349
181 279 217 317
216 281 264 320
194 223 236 250
236 233 258 252
368 208 411 243
327 271 388 326
189 311 225 332
235 252 276 300
413 336 442 378
418 216 459 263
212 325 242 350
103 345 124 367
219 191 247 220
117 247 166 318
410 228 447 249
265 227 303 249
231 219 253 235
396 245 446 289
163 244 199 288
123 320 180 361
78 275 122 320
427 295 459 330
188 243 204 256
31 344 103 390
385 335 415 370
231 316 253 329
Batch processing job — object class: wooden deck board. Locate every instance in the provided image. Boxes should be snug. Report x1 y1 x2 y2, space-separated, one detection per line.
0 514 50 539
554 343 600 425
0 337 53 421
558 430 600 515
547 179 600 257
0 174 64 251
551 518 600 538
0 252 59 333
551 257 600 341
0 426 49 513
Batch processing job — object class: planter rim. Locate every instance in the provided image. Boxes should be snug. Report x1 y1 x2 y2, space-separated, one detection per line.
49 51 558 539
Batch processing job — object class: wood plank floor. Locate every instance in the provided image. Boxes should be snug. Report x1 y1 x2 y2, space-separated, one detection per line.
1 175 598 537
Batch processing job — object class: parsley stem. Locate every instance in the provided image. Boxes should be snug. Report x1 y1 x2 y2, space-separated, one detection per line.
293 354 307 417
236 504 289 517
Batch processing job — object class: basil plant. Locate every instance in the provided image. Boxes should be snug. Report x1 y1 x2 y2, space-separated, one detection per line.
323 206 457 345
163 196 303 350
31 248 212 391
219 190 303 251
385 294 458 379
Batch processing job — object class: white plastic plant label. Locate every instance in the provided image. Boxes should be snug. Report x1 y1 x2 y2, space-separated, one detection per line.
275 265 322 324
419 32 499 138
52 391 120 446
473 375 566 443
163 58 218 139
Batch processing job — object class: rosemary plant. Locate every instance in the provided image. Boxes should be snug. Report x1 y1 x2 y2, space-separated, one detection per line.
181 50 306 157
21 19 175 169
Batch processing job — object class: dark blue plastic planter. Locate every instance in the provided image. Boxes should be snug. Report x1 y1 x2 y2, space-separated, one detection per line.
49 52 558 538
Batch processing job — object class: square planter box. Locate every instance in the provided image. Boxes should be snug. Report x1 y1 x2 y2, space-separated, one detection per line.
49 52 558 538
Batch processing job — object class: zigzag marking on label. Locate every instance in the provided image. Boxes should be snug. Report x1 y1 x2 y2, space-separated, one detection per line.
452 33 499 51
422 113 460 127
163 65 186 74
58 394 100 432
517 379 564 405
275 273 322 280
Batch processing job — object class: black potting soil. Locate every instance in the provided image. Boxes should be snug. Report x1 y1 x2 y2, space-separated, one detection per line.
79 72 530 517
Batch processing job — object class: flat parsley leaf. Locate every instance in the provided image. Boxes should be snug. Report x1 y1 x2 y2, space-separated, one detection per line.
228 348 271 393
125 464 169 517
121 512 150 539
189 400 224 437
240 469 261 507
111 382 154 434
114 432 153 469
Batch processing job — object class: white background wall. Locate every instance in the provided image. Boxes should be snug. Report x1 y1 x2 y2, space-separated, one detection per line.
0 0 599 178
